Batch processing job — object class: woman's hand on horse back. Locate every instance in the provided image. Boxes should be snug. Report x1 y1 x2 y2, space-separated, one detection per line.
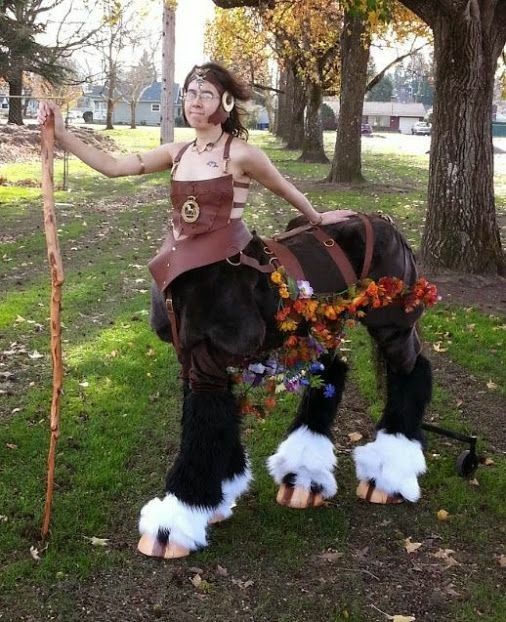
320 210 356 226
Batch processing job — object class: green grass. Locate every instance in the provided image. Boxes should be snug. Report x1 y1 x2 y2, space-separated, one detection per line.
1 127 505 621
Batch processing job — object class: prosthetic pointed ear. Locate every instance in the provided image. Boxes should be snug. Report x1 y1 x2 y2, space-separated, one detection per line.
221 91 235 112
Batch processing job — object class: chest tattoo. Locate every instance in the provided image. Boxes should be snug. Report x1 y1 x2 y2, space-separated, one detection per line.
206 160 219 168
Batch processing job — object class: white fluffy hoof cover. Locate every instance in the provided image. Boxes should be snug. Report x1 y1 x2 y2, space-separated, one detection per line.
138 494 214 553
353 430 426 502
267 425 337 499
213 464 252 522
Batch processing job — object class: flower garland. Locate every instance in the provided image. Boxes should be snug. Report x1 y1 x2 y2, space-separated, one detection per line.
230 269 438 417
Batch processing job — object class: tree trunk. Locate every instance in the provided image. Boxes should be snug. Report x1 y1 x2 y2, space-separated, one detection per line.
286 71 305 150
276 65 291 140
105 70 115 130
130 100 137 129
299 82 328 163
421 14 505 274
7 73 23 125
326 10 370 183
161 4 175 144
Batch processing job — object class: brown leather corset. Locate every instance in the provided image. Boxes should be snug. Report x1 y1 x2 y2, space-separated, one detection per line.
170 174 234 237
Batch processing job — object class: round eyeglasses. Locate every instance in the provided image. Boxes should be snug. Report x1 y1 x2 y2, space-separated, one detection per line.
183 89 217 102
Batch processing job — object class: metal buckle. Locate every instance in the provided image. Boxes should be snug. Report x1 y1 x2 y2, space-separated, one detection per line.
166 297 174 313
263 246 274 255
324 239 335 247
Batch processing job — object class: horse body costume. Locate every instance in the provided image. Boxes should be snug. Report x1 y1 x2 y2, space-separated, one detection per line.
137 139 433 559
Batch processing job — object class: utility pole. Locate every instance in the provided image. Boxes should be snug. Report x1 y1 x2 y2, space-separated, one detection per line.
160 1 176 144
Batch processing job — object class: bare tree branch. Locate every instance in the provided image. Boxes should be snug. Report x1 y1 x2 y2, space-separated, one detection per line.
366 42 429 92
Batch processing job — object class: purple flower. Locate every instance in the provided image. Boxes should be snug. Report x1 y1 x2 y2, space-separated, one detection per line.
296 280 314 299
323 384 336 398
310 362 325 373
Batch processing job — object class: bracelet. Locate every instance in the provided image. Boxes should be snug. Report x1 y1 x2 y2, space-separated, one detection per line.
136 153 145 175
309 213 323 226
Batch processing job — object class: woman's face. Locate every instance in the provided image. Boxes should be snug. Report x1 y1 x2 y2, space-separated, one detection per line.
184 79 221 128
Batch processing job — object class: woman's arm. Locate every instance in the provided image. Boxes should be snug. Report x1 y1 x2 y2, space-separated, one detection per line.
238 144 354 225
38 101 173 178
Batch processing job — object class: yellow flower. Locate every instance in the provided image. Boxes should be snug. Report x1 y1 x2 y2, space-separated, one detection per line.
279 285 290 299
271 270 284 285
280 319 298 332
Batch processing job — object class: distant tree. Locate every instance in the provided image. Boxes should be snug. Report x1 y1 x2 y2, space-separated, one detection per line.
0 0 97 125
367 74 393 101
118 49 157 129
320 102 337 130
261 0 342 162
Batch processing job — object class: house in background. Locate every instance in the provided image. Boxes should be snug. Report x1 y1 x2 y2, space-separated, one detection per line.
75 82 182 125
113 82 182 125
324 98 427 134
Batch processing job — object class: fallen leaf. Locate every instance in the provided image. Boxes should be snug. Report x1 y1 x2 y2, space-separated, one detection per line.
482 457 495 466
6 443 18 449
28 350 43 360
30 546 41 561
436 509 450 521
391 616 416 622
468 478 479 487
432 342 448 353
348 432 363 443
433 548 460 568
84 536 109 547
189 566 203 574
190 574 202 588
404 537 422 554
486 379 497 390
216 564 228 576
497 554 506 568
317 550 344 562
79 381 89 388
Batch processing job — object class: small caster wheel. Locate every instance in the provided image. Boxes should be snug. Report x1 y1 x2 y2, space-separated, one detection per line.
456 449 478 478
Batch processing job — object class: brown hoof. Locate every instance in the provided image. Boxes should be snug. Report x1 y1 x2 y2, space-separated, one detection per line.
137 534 190 559
356 480 404 505
276 484 325 509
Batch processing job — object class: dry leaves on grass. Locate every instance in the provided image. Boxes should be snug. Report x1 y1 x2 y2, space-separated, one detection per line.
371 604 416 621
84 536 110 547
436 509 450 521
348 431 363 443
404 537 423 554
432 342 448 353
432 548 460 569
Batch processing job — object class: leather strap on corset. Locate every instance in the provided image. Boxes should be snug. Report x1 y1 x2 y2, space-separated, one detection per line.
148 218 253 292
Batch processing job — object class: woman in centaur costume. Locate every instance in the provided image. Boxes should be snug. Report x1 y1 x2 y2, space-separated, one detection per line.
39 63 433 560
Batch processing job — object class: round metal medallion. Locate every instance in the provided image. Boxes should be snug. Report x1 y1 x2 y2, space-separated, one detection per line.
181 196 200 223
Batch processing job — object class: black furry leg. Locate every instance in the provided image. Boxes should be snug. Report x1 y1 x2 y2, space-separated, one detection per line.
267 354 344 499
377 353 432 444
288 354 348 438
165 390 242 507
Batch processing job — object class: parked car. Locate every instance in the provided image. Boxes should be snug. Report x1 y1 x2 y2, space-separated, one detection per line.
411 121 431 135
361 122 373 135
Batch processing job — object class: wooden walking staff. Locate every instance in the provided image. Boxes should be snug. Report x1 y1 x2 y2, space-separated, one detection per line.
40 112 65 539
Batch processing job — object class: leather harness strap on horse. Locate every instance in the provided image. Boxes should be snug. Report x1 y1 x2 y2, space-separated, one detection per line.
159 213 376 359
